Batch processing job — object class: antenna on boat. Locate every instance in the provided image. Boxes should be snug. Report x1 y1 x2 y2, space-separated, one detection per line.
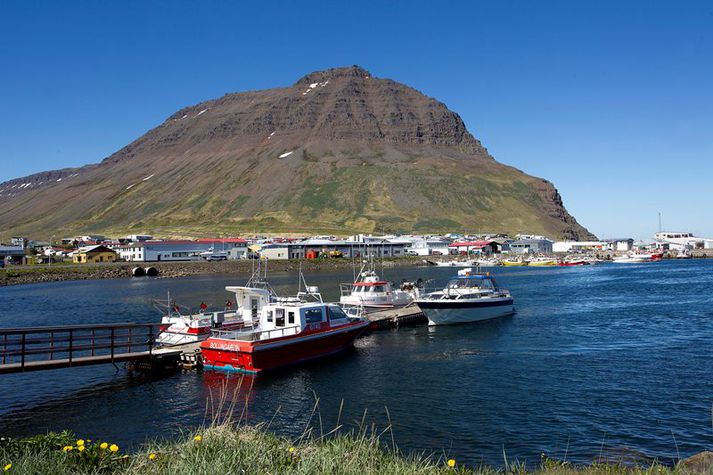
658 212 662 233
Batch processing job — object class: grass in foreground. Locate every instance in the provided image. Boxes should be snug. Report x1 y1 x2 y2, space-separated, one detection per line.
0 424 681 475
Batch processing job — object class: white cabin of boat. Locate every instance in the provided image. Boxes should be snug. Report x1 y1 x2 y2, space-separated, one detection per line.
215 290 355 341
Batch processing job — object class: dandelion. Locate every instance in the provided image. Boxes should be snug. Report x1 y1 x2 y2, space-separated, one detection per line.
78 446 85 452
109 444 119 453
62 446 73 452
100 442 108 450
76 439 85 446
288 447 295 453
193 435 202 442
447 459 456 468
148 453 157 461
3 464 11 472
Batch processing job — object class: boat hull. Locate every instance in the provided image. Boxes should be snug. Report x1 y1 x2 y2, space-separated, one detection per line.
201 322 369 374
417 298 515 326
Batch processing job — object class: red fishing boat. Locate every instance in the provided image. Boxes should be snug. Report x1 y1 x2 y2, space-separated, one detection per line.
200 290 369 374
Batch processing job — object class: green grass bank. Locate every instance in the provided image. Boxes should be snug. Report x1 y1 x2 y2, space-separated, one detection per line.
2 423 706 475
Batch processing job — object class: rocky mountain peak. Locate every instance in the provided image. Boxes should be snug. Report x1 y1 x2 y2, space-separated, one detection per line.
294 65 371 86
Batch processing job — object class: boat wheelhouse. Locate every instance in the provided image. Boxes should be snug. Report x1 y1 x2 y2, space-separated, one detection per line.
201 293 369 373
415 268 515 326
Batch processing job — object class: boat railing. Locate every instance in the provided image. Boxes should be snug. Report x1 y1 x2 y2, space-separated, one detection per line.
339 283 356 297
212 325 301 342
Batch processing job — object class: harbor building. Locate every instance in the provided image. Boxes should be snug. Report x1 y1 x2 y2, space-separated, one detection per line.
258 239 407 260
72 245 118 264
654 232 713 251
508 238 554 254
111 239 248 262
402 236 451 256
0 245 25 264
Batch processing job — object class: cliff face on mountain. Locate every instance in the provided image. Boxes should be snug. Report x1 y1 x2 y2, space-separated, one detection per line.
0 65 595 240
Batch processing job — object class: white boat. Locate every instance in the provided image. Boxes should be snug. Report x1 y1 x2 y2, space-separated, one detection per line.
340 266 420 311
155 265 277 346
415 268 515 326
612 251 663 264
426 259 478 267
475 258 500 267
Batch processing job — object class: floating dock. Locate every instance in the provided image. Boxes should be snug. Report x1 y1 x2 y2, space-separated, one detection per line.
365 304 427 330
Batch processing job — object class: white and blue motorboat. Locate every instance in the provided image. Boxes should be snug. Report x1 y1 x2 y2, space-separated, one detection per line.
415 268 514 326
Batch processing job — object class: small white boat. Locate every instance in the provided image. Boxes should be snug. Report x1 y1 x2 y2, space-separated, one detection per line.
612 251 663 264
155 265 276 346
415 268 515 326
475 258 500 267
425 259 478 267
340 266 420 311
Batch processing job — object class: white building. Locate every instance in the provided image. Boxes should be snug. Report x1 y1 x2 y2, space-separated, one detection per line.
402 236 451 256
111 239 248 262
553 241 606 253
654 232 713 251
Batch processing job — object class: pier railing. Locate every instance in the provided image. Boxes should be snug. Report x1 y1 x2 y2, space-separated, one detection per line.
0 323 165 374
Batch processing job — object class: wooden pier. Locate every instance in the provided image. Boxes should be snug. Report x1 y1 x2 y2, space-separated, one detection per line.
365 304 427 329
0 323 185 375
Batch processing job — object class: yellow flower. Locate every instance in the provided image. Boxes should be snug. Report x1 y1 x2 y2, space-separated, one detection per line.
148 453 157 461
109 444 119 453
62 446 73 452
447 459 456 468
3 463 11 472
288 447 295 453
193 435 202 442
78 446 85 452
76 439 85 446
100 442 108 450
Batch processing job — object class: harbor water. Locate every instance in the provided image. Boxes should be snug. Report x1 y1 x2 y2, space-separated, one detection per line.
1 259 712 466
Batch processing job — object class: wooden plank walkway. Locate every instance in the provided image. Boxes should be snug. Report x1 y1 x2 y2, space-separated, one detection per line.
0 322 185 375
0 348 183 374
366 304 427 329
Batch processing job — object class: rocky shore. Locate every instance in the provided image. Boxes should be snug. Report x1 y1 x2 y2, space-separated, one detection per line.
0 257 428 287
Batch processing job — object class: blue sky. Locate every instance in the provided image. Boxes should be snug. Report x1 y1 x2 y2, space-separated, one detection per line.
1 1 711 239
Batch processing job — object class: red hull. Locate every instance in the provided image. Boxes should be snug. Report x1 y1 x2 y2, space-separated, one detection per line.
200 322 369 374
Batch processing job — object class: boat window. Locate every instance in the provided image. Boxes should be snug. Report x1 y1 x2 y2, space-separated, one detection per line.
372 285 384 292
275 308 285 327
304 308 323 324
480 279 494 289
329 306 349 320
266 310 273 322
288 311 295 324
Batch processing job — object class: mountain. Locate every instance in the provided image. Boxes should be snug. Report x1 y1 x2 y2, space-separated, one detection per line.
0 66 595 240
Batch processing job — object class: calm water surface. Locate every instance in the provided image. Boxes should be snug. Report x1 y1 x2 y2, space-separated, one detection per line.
1 259 712 466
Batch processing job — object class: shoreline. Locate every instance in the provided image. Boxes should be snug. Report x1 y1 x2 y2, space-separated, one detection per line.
0 256 428 287
1 254 707 288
